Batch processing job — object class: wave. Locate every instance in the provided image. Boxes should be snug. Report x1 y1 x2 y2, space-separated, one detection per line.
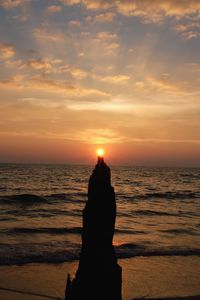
0 194 48 205
0 227 82 235
160 228 199 236
118 209 200 219
0 242 199 266
0 226 147 236
115 244 200 259
0 193 86 206
180 173 200 179
1 190 199 207
0 208 82 218
0 217 17 222
115 229 148 235
133 209 178 217
0 186 7 191
121 191 200 201
46 193 85 203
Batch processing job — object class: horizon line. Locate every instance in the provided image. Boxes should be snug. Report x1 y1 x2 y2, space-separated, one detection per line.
0 161 199 169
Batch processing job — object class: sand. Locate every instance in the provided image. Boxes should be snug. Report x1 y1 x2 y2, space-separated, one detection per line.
0 256 200 300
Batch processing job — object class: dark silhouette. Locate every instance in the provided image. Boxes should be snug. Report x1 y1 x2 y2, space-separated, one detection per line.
65 156 122 300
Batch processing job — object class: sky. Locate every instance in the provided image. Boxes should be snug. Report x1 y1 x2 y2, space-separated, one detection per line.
0 0 200 166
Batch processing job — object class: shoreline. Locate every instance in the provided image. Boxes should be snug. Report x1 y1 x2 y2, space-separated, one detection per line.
134 297 200 300
0 256 199 300
0 287 199 300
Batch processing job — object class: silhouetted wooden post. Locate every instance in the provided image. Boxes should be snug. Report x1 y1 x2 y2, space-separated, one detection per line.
65 157 122 300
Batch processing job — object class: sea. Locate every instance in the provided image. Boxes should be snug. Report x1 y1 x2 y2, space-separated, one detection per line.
0 163 200 266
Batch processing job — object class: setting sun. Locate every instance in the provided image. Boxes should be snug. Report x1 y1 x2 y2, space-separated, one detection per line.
96 148 104 157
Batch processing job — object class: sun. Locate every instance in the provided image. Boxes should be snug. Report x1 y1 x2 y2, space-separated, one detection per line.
96 148 104 157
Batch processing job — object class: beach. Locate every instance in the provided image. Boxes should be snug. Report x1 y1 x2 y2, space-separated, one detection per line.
0 256 200 300
0 164 200 299
1 0 200 297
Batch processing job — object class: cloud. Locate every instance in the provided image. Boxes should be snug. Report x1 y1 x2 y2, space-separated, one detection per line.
68 99 133 112
147 77 183 93
95 12 115 22
0 75 23 88
96 31 117 40
174 22 200 40
0 74 109 98
94 31 119 52
77 128 125 144
4 58 22 69
52 64 88 79
20 57 65 74
33 28 64 42
20 55 88 79
0 43 15 59
100 75 130 84
69 67 88 79
47 5 62 13
69 20 81 26
32 76 71 93
106 42 119 50
59 0 200 22
21 58 53 72
126 137 200 145
182 31 200 40
30 76 109 97
59 0 80 5
0 0 24 9
86 12 115 23
59 0 111 10
133 76 185 96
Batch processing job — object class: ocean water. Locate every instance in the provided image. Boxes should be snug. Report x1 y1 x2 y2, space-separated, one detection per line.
0 163 200 266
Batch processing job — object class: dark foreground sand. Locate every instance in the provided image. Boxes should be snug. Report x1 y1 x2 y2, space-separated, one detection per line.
0 256 199 300
135 297 200 300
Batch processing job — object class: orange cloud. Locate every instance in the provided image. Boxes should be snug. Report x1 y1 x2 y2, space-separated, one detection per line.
0 74 110 98
96 31 117 40
47 5 62 13
60 0 111 10
94 31 119 53
0 0 24 9
21 59 53 72
100 75 130 84
69 20 81 26
30 76 109 97
106 42 119 51
77 128 125 144
0 75 24 89
59 0 200 22
69 67 88 79
174 22 200 39
147 77 183 94
52 64 89 79
86 12 116 23
33 28 64 42
0 43 15 59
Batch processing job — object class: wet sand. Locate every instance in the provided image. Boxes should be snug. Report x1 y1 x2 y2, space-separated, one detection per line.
134 297 200 300
0 256 199 300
